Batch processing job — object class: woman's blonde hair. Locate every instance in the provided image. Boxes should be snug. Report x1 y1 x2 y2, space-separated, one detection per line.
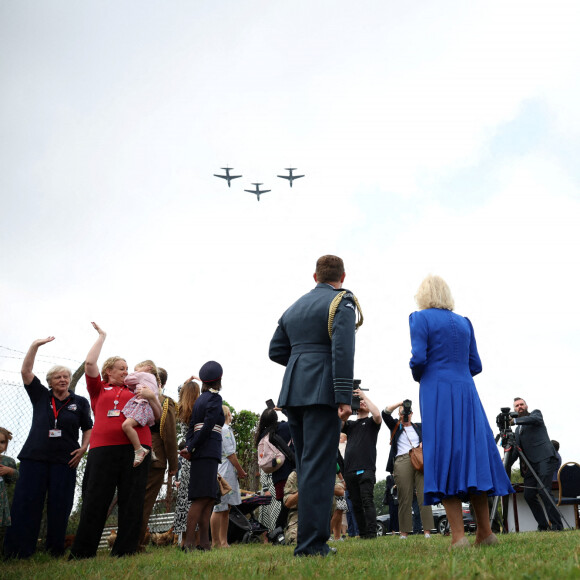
46 365 72 386
134 359 161 387
177 380 200 424
101 356 127 383
222 405 231 421
415 275 455 311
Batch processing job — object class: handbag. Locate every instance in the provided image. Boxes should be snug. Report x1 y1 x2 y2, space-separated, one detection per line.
403 427 424 473
409 446 424 473
217 473 232 496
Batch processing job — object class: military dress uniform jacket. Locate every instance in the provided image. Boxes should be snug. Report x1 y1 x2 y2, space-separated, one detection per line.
185 391 224 460
513 409 558 466
269 283 357 408
150 395 179 472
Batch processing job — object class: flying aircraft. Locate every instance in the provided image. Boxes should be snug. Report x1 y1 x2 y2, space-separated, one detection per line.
244 183 271 201
214 166 242 187
277 167 304 187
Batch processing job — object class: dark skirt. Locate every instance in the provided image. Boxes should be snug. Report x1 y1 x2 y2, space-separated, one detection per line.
188 457 220 501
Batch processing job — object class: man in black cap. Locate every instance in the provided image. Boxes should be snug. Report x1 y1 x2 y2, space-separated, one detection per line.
269 255 362 556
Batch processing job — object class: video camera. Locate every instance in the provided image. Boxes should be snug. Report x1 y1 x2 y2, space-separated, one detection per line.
351 380 368 413
496 407 518 432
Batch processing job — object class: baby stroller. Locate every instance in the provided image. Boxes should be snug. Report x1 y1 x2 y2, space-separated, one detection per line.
227 494 271 544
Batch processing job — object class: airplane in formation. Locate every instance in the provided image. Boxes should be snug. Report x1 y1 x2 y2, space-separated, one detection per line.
244 183 271 202
213 166 242 187
277 167 304 187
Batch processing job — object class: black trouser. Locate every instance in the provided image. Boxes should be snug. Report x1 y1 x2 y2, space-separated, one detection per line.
4 460 76 558
523 457 563 530
344 470 376 538
70 445 150 558
286 405 341 556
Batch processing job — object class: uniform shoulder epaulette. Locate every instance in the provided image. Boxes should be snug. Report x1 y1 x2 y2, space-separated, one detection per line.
160 396 171 440
328 290 364 339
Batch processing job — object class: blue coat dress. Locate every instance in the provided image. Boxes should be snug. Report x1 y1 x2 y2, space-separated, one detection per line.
409 308 514 505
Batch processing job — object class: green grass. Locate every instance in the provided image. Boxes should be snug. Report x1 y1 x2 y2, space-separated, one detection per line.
2 531 579 579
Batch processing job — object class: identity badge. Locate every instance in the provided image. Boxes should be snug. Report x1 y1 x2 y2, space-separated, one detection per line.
49 429 62 438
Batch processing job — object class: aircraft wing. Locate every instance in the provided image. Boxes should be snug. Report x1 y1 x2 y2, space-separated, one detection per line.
277 175 291 180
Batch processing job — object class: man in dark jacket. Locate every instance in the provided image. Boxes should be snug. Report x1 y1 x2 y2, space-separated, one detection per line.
511 397 563 531
269 255 362 556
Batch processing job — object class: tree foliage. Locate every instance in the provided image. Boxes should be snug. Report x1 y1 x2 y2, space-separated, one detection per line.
224 401 260 492
374 478 388 516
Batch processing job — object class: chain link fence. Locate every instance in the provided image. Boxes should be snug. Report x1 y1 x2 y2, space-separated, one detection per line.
0 364 176 544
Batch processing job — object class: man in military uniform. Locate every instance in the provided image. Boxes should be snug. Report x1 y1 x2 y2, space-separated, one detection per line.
138 367 178 551
269 255 362 556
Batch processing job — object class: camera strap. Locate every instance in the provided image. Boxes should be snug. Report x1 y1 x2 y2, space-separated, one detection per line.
390 420 401 444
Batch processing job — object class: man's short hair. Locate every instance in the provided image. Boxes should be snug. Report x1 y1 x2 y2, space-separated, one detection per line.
514 397 526 403
316 255 344 283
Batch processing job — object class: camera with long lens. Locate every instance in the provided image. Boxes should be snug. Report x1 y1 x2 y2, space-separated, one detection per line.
351 380 368 413
402 399 412 421
496 407 518 432
267 526 285 545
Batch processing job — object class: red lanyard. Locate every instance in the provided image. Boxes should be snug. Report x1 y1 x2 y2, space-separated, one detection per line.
51 395 71 429
112 385 126 409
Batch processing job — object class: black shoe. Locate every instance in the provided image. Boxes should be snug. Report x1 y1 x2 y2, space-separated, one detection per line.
326 547 338 556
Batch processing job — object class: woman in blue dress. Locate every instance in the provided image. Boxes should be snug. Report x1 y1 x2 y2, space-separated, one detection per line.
409 275 514 548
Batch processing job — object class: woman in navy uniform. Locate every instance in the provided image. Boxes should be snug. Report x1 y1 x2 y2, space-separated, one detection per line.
180 361 225 551
4 336 92 559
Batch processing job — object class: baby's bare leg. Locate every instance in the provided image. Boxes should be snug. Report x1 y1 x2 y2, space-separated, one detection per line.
122 417 142 451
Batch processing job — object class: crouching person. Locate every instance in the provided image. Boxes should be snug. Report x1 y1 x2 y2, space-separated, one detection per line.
283 471 299 545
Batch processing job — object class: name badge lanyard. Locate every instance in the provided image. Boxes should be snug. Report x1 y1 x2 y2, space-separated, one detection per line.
108 386 126 417
50 395 71 437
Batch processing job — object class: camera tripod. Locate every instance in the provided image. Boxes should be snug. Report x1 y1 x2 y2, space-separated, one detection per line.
490 426 570 530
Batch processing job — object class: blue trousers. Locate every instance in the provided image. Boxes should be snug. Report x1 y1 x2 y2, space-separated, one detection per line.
4 459 76 558
345 490 360 536
287 405 341 556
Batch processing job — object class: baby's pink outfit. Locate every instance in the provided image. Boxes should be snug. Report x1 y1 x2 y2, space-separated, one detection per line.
122 371 158 427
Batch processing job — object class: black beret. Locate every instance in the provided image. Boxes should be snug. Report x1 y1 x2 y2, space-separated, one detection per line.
199 361 223 383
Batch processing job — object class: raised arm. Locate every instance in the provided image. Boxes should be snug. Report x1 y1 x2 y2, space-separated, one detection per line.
21 337 55 385
85 322 107 378
355 389 381 424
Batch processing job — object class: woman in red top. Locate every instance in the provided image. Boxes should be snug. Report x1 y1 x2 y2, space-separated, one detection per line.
70 323 162 559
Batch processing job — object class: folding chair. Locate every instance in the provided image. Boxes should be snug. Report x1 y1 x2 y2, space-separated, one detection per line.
557 462 580 529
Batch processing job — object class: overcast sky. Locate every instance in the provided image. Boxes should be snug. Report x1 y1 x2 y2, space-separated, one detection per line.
1 1 579 474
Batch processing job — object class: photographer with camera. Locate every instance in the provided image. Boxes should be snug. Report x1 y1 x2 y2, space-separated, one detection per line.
382 400 433 538
341 388 381 539
510 398 563 531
